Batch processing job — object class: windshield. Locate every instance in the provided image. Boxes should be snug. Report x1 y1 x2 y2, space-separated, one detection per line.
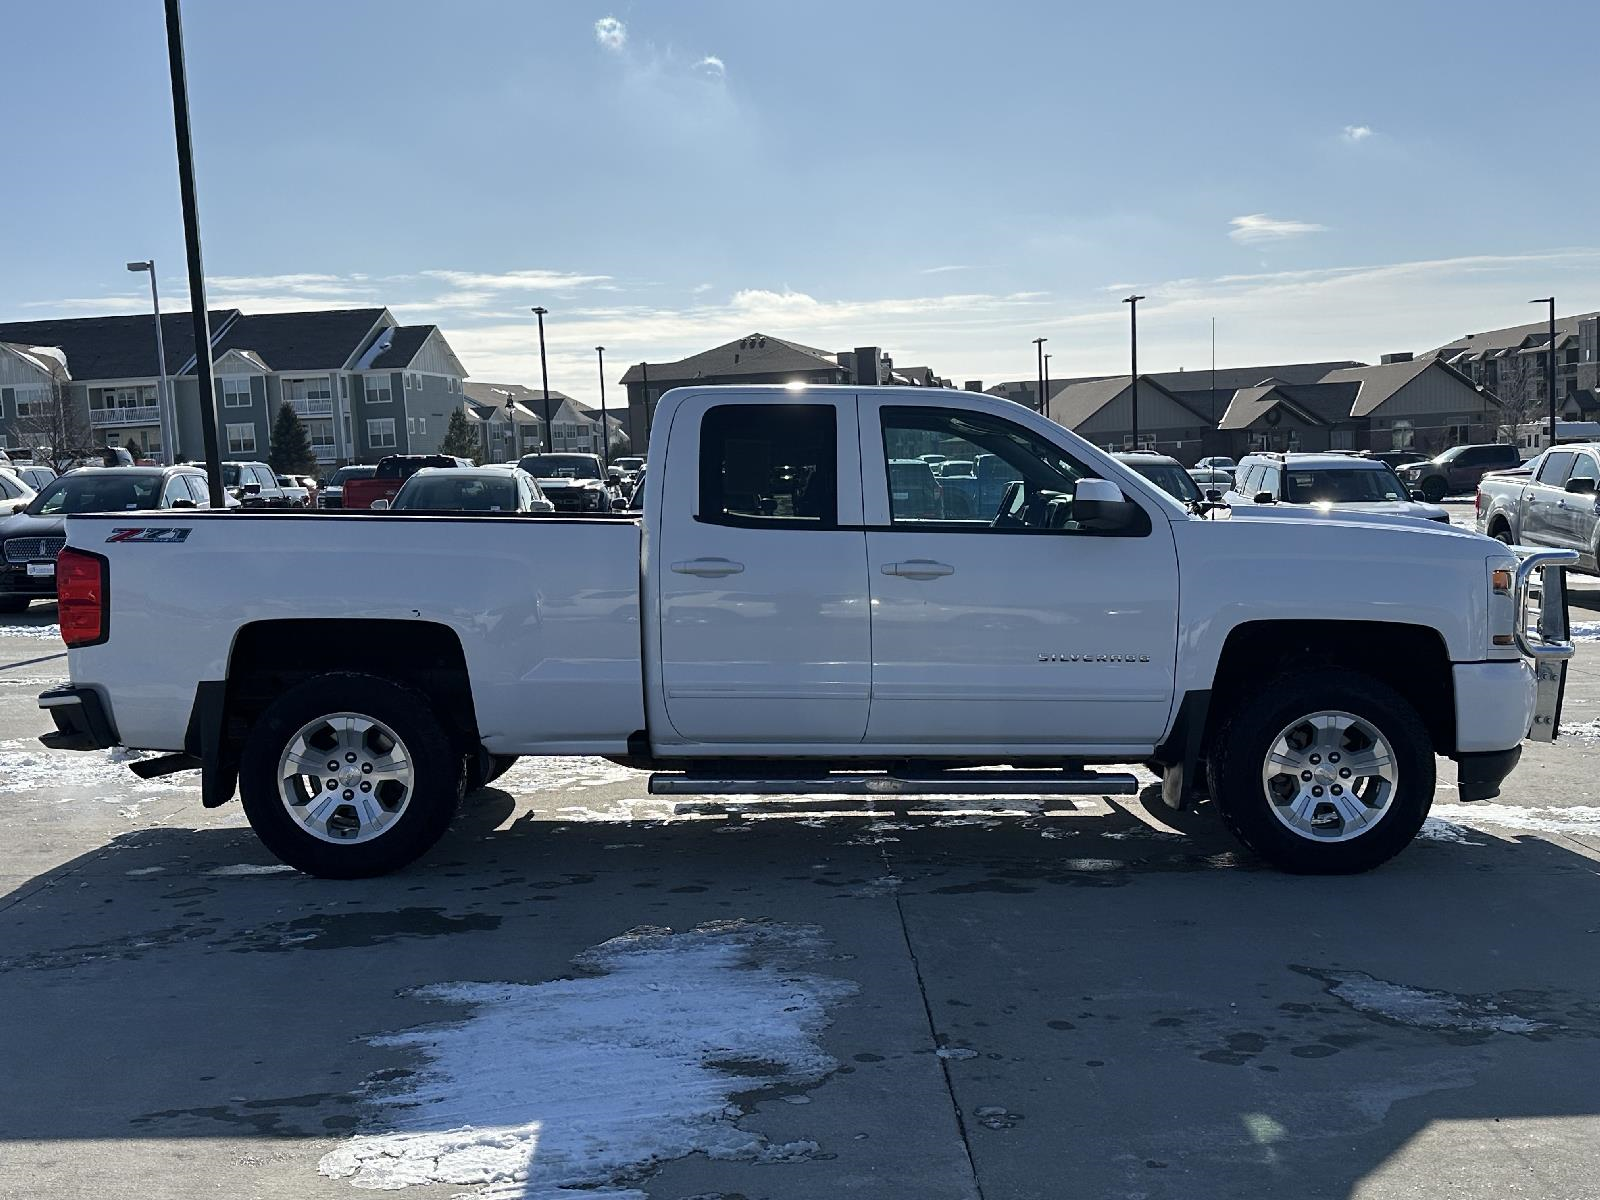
1284 467 1408 504
519 454 601 480
394 474 519 512
28 473 162 515
329 466 376 486
1128 462 1201 502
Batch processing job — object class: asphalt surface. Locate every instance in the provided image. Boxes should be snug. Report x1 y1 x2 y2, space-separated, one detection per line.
4 515 1600 1200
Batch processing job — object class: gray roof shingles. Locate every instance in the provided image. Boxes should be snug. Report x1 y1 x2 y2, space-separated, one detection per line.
619 333 844 385
0 310 240 379
211 308 387 372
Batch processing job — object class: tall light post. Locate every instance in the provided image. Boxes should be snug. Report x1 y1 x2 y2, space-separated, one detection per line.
126 260 172 464
1529 297 1557 448
531 306 552 450
595 346 608 468
1123 294 1145 448
1044 352 1052 403
1032 336 1048 415
162 0 224 502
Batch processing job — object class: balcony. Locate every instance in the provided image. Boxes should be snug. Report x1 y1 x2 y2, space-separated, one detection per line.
312 445 338 462
288 397 334 416
90 405 160 428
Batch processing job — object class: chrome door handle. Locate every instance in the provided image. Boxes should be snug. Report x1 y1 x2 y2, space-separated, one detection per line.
671 557 745 578
882 559 955 579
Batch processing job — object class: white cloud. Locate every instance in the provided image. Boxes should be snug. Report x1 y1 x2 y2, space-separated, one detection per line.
419 268 613 292
1228 213 1329 244
1342 124 1374 143
594 16 626 51
694 55 726 81
921 264 974 275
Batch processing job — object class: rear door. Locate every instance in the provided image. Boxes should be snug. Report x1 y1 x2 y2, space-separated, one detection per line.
655 393 871 744
1556 451 1599 555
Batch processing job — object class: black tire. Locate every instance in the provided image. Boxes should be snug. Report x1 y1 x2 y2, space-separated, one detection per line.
0 596 31 613
465 753 518 793
1207 669 1434 874
1421 477 1447 504
238 672 463 878
1490 524 1514 546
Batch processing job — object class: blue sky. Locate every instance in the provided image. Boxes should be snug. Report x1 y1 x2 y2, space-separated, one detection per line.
6 0 1599 402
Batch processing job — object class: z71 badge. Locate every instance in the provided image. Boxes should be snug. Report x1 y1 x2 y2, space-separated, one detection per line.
105 527 193 544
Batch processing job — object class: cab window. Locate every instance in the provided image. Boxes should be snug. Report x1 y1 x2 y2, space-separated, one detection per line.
161 476 193 506
698 403 836 527
879 406 1148 535
1258 466 1282 498
1537 451 1576 487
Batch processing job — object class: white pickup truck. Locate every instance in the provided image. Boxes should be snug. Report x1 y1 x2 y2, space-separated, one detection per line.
39 386 1577 878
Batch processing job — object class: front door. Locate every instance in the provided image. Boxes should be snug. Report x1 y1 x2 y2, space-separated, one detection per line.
655 393 871 744
860 399 1179 748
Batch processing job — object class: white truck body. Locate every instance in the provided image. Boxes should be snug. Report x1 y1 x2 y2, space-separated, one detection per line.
40 385 1577 876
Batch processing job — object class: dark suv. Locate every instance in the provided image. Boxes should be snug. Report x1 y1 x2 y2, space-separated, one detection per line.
1396 443 1520 502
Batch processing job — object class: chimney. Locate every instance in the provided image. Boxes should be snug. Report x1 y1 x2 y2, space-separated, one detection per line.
1380 352 1414 365
964 380 984 392
854 347 882 386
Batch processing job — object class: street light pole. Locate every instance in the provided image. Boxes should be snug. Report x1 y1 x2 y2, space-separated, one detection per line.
1044 352 1052 406
126 260 172 464
1529 297 1557 448
1123 294 1145 448
595 346 608 469
531 306 552 451
1032 337 1047 415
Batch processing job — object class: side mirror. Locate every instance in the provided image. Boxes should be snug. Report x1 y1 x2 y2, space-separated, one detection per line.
170 497 197 509
607 471 622 485
1253 490 1275 504
242 482 262 496
1204 488 1224 502
612 496 630 511
1565 477 1596 495
1409 489 1428 502
370 498 390 511
1074 478 1137 531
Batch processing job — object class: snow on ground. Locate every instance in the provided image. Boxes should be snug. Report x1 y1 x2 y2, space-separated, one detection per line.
1431 803 1600 836
1561 718 1600 741
0 740 196 800
496 756 644 794
1570 620 1600 644
319 920 855 1199
0 623 62 641
1314 968 1548 1035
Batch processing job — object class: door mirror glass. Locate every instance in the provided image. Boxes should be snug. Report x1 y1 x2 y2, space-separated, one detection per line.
170 497 197 509
369 498 390 510
1253 490 1275 504
613 496 630 510
1565 476 1596 495
241 482 262 496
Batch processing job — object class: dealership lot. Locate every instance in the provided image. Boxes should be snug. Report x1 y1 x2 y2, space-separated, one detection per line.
2 567 1599 1200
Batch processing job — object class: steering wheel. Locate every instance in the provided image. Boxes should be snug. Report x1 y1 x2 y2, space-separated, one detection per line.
991 480 1026 528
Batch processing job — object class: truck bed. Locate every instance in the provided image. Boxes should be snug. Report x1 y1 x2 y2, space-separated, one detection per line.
63 511 645 755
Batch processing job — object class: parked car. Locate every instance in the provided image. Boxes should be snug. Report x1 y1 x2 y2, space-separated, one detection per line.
1195 456 1237 473
1115 452 1203 505
62 446 136 469
625 465 647 512
41 384 1575 879
1227 453 1449 523
1362 450 1430 470
611 456 645 487
275 476 312 508
317 464 377 510
0 469 38 515
220 461 292 508
13 465 57 492
377 467 554 515
516 452 616 514
0 465 222 612
342 455 473 511
1188 465 1234 492
1476 443 1600 573
1395 443 1521 503
888 457 946 520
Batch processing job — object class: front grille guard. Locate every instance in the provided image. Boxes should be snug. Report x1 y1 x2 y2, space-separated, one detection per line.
1512 547 1578 742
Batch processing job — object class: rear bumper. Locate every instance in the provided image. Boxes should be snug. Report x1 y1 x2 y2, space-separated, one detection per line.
38 685 119 751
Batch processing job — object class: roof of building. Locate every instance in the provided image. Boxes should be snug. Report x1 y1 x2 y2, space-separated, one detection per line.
366 325 437 369
1433 311 1598 357
212 308 387 373
619 333 843 385
1320 356 1456 417
462 381 568 421
1045 375 1202 429
0 310 240 379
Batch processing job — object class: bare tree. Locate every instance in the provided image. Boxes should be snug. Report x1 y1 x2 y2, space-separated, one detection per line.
13 372 95 471
1493 353 1540 443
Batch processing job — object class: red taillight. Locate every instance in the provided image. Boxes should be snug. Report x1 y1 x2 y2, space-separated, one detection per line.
57 548 108 648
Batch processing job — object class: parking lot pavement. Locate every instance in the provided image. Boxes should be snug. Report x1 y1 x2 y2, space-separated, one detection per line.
4 596 1600 1200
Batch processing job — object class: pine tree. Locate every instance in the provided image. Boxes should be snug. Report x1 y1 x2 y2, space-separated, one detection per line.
124 436 143 460
439 406 480 463
268 402 317 474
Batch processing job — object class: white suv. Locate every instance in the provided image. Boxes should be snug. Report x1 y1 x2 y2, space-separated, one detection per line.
1227 453 1450 523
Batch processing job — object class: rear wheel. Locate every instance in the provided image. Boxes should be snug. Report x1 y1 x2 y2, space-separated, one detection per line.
239 673 463 878
0 596 31 613
1490 524 1514 546
1208 669 1433 874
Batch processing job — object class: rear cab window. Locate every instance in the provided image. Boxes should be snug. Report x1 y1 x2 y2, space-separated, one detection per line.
698 403 837 527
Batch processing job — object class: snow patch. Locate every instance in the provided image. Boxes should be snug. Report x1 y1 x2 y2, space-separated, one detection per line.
1559 719 1600 741
319 920 855 1198
1416 818 1485 845
1309 968 1548 1035
496 756 645 793
0 740 196 798
1431 803 1600 835
1570 620 1600 644
0 622 62 641
206 863 297 877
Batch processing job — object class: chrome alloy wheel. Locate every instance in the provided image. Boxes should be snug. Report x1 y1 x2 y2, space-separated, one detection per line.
1260 710 1398 843
277 712 413 845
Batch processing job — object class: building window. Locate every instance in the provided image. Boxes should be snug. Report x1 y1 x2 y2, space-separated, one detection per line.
283 376 334 416
365 375 393 405
339 376 349 399
367 418 397 448
226 423 256 454
1391 420 1415 451
220 377 252 408
308 420 336 455
13 385 44 417
406 417 427 435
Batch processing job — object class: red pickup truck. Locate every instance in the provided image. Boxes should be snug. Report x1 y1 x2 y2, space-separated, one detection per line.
340 454 473 511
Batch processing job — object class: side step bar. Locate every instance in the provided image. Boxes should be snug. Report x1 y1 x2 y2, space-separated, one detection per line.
648 770 1139 797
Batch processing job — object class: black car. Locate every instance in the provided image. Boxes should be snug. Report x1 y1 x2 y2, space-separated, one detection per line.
0 466 220 612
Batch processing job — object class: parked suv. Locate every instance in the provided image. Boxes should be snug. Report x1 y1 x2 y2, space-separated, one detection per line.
220 461 291 508
1395 443 1520 503
0 465 222 611
1114 452 1203 505
1227 453 1449 523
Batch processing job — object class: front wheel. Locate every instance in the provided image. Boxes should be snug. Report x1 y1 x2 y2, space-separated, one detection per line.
0 596 31 613
238 673 463 878
1422 477 1447 504
1208 669 1433 874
